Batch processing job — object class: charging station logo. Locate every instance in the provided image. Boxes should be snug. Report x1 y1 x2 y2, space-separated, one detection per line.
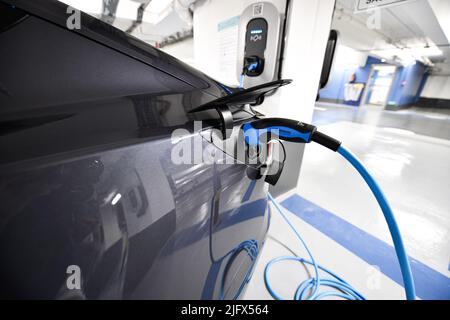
250 34 262 42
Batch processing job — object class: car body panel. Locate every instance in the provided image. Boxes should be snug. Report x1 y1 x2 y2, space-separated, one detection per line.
0 0 269 299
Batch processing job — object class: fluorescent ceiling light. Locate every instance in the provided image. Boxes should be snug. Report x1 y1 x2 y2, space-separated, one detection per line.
142 0 173 24
116 0 141 20
147 0 173 13
409 46 443 57
143 0 174 24
371 45 442 66
57 0 103 15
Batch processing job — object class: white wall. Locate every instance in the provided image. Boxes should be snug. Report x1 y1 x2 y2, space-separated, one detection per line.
429 0 450 43
160 38 196 67
324 44 368 91
421 75 450 99
273 0 335 122
333 45 368 69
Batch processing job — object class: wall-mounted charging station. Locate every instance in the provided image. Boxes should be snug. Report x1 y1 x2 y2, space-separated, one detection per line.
237 2 284 88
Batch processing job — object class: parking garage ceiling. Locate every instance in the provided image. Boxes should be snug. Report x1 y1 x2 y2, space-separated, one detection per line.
334 0 450 75
59 0 193 46
58 0 450 74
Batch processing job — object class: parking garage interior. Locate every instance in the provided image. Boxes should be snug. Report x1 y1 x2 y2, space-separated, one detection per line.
1 0 449 301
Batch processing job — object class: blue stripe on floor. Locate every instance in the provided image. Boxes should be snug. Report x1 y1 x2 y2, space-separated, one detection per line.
242 180 257 202
281 194 450 300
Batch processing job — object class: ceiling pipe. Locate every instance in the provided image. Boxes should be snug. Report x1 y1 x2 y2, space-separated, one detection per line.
157 28 193 48
126 0 151 34
156 0 198 48
101 0 120 24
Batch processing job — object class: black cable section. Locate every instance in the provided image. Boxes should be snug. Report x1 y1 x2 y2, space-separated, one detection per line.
311 131 341 152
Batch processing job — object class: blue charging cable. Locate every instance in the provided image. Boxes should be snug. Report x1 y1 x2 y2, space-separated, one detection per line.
240 62 259 88
242 118 416 300
336 146 416 300
239 74 245 88
264 146 416 300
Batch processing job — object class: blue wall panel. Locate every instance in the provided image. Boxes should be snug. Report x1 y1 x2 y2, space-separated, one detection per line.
388 62 427 107
319 56 382 105
320 54 427 108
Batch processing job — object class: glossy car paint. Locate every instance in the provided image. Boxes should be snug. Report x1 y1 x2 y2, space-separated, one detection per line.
0 0 269 299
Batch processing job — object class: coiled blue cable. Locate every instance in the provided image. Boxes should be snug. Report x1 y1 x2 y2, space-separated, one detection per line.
266 193 366 300
337 145 416 300
265 145 416 300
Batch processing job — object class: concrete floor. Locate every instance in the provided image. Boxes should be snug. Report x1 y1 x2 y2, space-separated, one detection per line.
243 103 450 300
313 102 450 140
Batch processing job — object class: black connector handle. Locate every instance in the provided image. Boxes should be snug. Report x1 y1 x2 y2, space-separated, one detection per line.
242 117 341 151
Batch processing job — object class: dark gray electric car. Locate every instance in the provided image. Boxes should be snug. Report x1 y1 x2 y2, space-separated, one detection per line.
0 0 271 299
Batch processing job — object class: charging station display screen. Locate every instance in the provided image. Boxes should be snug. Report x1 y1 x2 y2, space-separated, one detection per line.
245 18 268 56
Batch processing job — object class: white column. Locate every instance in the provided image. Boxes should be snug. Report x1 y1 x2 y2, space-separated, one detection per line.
262 0 336 195
260 0 336 123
